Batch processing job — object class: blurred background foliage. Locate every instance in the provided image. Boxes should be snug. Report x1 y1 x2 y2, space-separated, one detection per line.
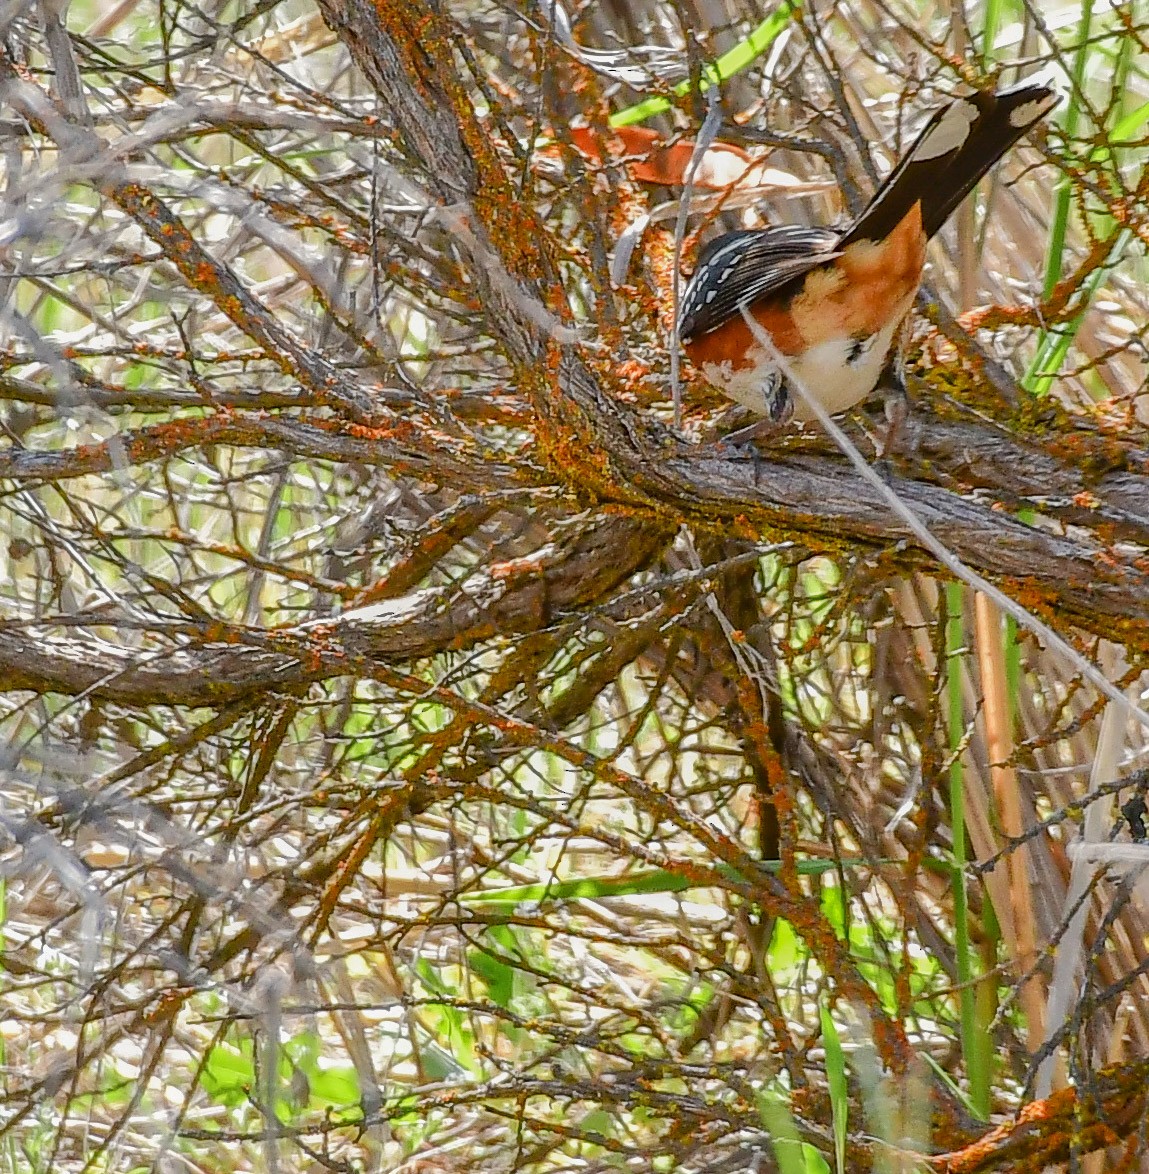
0 0 1148 1170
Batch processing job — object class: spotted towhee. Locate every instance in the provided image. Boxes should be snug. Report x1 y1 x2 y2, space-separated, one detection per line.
678 82 1057 425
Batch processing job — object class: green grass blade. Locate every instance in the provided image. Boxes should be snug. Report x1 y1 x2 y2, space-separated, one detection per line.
460 857 900 905
1023 228 1132 397
946 582 990 1118
1109 97 1149 144
820 1005 849 1174
920 1052 980 1118
758 1089 831 1174
980 0 1009 63
1024 2 1140 400
1040 0 1094 302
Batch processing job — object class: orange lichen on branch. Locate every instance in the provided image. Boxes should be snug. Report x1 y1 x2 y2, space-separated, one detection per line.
310 805 390 945
365 0 553 286
489 555 546 579
110 187 301 363
439 386 531 426
930 1058 1149 1171
57 414 238 475
141 987 193 1028
0 410 506 494
644 226 682 335
773 881 915 1075
1041 425 1133 478
340 417 422 443
354 498 501 607
298 412 494 472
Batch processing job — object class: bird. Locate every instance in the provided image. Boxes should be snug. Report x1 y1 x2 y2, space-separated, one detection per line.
677 81 1057 428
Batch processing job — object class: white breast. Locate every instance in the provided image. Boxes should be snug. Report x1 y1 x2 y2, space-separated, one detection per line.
787 316 901 421
700 314 905 423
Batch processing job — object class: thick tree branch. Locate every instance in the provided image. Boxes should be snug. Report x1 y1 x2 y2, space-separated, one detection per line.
0 515 669 705
0 412 532 493
930 1056 1149 1171
309 0 1149 657
1 403 1145 647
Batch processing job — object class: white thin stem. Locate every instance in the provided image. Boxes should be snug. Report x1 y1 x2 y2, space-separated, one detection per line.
735 303 1149 735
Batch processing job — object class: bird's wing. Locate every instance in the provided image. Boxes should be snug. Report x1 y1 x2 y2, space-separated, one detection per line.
677 225 841 341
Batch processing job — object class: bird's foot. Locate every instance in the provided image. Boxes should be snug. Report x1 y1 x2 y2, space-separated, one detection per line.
717 416 785 449
707 419 784 486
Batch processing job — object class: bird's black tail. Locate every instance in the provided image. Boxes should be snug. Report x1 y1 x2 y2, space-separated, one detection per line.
840 81 1057 248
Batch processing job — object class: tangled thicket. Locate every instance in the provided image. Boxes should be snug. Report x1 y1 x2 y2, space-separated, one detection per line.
1 0 1148 1170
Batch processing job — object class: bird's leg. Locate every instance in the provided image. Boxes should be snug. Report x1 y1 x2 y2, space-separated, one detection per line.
871 353 915 463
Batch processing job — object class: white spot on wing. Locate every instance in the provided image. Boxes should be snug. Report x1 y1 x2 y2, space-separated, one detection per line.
913 100 979 161
1008 95 1057 128
703 239 748 271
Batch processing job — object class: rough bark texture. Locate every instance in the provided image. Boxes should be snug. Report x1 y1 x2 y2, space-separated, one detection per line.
2 1 1147 1171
